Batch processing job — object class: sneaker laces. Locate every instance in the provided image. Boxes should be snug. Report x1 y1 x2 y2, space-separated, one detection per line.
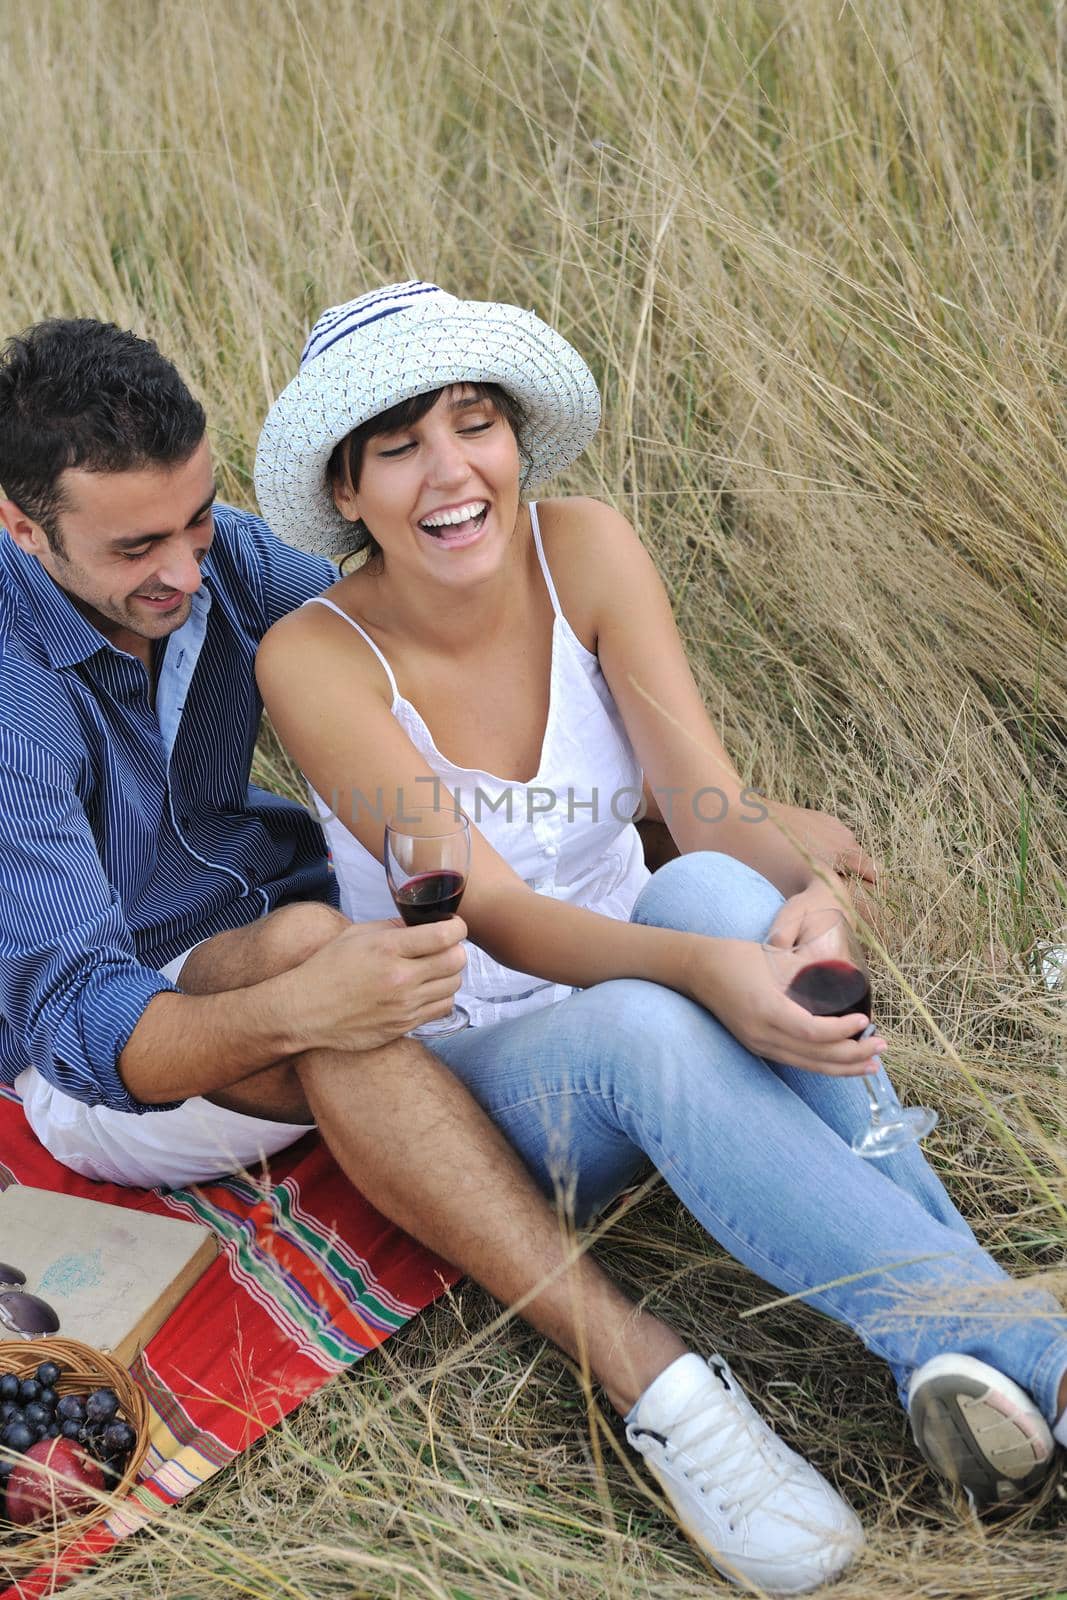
640 1360 800 1524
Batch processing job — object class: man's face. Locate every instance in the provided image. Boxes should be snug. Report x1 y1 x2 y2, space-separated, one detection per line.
5 438 216 652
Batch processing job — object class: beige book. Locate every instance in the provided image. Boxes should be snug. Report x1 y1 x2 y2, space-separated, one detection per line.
0 1186 218 1365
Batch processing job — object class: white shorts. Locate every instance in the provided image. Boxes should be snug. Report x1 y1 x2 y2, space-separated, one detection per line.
14 943 315 1189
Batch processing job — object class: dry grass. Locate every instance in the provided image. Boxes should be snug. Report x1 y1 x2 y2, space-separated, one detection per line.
1 0 1065 1593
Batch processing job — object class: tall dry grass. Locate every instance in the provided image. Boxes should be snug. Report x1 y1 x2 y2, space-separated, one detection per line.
1 0 1064 1593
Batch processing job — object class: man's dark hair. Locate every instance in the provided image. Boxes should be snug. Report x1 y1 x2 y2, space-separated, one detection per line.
0 319 206 554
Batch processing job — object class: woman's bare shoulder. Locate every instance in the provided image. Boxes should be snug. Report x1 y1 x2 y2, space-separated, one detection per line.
534 494 636 542
256 580 393 706
532 497 649 647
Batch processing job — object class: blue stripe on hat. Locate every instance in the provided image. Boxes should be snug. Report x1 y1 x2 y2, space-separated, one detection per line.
300 283 441 366
299 281 424 356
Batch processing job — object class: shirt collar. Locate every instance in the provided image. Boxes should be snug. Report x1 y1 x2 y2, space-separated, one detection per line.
0 532 211 670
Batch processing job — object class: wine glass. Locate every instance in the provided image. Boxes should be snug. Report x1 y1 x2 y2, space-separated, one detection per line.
0 1262 60 1337
763 908 938 1158
384 805 471 1038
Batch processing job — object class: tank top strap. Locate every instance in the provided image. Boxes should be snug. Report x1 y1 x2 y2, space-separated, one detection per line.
303 595 400 703
528 501 564 621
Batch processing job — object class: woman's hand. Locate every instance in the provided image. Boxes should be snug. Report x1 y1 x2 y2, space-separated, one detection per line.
765 806 884 935
685 935 886 1076
764 877 856 951
767 803 879 884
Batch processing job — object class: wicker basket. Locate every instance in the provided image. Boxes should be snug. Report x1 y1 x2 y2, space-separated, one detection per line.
0 1337 150 1580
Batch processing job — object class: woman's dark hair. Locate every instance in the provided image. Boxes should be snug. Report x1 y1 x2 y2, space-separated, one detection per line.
0 319 206 554
327 382 527 569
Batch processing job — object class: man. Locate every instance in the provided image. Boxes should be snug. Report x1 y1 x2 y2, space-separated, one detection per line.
4 318 1052 1597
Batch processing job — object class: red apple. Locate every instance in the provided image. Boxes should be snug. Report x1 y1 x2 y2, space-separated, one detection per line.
5 1438 105 1526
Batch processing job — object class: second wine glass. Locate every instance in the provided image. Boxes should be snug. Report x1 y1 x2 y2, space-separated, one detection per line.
763 908 938 1158
384 805 471 1038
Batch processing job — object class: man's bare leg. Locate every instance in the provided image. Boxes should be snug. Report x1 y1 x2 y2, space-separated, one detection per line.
178 904 687 1413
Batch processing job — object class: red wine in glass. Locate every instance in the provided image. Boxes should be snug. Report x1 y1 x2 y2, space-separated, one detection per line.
394 869 467 926
384 806 472 1037
764 909 938 1158
787 960 870 1028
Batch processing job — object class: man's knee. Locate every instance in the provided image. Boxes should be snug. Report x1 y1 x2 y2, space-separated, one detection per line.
178 900 351 993
258 900 350 970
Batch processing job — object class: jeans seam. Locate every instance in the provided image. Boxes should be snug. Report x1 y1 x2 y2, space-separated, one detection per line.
472 1085 612 1119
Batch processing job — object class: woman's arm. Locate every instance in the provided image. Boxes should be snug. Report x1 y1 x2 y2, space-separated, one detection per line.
256 605 883 1075
549 499 864 901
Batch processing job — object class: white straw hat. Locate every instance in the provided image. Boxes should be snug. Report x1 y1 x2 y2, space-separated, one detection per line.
254 281 601 559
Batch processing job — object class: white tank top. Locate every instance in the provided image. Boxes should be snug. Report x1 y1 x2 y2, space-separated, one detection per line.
304 503 651 1027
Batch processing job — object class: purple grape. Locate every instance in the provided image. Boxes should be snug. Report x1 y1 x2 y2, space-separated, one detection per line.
56 1394 87 1423
18 1379 40 1404
0 1375 18 1402
85 1388 119 1425
102 1420 137 1456
2 1421 33 1453
34 1362 61 1387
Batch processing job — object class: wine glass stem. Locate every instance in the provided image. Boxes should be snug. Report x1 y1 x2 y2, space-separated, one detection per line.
857 1023 902 1117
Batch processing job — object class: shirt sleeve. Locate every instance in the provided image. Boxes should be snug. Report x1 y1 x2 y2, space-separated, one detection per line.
0 724 181 1114
219 506 336 632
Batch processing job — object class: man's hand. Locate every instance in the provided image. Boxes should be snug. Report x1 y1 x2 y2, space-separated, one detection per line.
118 912 468 1107
685 935 886 1076
281 917 467 1055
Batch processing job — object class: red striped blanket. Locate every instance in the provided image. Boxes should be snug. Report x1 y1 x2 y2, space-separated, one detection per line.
0 1084 458 1597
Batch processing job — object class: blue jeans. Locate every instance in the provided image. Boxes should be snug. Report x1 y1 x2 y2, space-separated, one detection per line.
434 852 1067 1420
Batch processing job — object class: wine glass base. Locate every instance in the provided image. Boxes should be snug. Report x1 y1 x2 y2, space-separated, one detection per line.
852 1105 939 1159
408 1005 471 1040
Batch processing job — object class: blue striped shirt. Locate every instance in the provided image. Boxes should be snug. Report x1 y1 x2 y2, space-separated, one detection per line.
0 506 336 1114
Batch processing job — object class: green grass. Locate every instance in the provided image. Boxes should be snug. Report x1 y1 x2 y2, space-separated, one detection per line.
0 0 1064 1593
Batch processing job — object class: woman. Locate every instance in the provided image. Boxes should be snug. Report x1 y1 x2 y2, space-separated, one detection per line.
254 283 1066 1591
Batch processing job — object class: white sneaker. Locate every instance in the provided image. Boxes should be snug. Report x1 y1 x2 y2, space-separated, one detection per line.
907 1353 1056 1507
625 1354 863 1594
